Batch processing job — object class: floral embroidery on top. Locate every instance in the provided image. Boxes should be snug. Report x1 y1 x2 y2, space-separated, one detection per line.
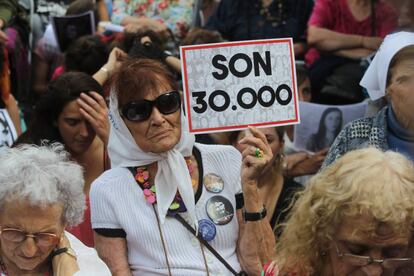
132 157 194 216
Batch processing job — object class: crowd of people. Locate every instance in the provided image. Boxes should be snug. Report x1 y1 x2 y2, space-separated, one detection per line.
0 0 414 275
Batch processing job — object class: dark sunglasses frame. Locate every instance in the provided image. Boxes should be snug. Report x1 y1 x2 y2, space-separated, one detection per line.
121 91 181 122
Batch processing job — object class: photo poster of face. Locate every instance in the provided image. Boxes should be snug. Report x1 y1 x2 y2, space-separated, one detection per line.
52 11 96 52
293 101 368 153
0 109 17 148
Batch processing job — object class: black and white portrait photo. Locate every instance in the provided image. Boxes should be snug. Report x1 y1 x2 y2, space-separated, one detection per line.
306 107 343 152
294 102 367 152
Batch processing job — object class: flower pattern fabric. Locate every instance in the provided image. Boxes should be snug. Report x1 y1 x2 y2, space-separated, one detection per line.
112 0 194 39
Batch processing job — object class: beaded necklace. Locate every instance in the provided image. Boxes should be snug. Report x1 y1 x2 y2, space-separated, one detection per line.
133 157 195 216
130 157 210 276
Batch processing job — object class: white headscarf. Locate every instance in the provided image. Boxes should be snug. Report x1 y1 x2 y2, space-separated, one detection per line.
107 89 197 227
360 31 414 101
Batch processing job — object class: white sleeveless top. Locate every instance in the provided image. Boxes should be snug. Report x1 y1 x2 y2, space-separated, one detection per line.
90 143 243 276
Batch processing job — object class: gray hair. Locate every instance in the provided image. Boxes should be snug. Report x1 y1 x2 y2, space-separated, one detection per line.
0 144 85 226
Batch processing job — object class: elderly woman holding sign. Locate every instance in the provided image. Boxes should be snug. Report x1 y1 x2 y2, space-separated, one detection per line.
324 31 414 166
90 58 276 275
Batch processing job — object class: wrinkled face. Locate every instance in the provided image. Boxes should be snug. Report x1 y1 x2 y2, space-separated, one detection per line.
325 111 342 132
387 59 414 131
234 127 283 172
56 100 96 155
0 200 65 273
298 78 312 102
327 215 411 276
121 86 182 153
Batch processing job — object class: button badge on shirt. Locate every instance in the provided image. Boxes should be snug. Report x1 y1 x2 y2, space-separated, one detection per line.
198 219 217 241
203 173 224 193
206 195 234 225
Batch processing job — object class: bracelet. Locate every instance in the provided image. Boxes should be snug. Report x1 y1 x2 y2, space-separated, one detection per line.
243 206 267 222
162 50 173 61
50 247 77 260
99 66 111 78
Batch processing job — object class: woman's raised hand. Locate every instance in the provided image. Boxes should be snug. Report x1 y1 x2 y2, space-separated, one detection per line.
77 92 110 145
238 126 273 185
51 233 80 276
104 47 127 76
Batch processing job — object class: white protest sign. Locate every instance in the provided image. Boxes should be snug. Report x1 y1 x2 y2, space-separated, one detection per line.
180 38 300 134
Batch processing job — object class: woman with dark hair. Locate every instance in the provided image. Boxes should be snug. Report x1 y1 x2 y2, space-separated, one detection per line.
15 71 110 247
52 35 109 79
307 107 343 152
229 127 303 237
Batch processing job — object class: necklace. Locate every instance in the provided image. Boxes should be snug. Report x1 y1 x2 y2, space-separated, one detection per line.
131 157 210 275
133 157 195 217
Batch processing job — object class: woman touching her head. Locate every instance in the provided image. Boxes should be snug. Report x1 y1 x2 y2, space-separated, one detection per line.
15 72 110 247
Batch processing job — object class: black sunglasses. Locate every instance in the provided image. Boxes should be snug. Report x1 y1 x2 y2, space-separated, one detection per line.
121 91 181 122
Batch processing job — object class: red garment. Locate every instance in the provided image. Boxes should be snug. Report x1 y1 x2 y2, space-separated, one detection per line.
51 65 65 80
0 47 11 102
305 0 398 65
67 196 94 247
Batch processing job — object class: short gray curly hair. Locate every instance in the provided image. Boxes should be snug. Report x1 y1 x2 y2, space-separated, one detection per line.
0 144 85 226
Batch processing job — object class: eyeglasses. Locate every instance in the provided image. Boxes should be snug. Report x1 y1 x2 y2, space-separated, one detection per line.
120 91 181 122
335 242 413 269
0 228 60 248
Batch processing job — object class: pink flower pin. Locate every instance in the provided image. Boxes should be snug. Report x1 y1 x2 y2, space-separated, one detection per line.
143 189 156 204
135 169 149 184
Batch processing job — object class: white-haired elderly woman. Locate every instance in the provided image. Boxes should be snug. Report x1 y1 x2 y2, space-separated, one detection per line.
264 147 414 276
323 31 414 167
0 144 111 275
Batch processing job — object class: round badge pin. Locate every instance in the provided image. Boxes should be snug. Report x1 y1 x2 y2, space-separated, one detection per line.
198 219 217 241
204 173 224 193
206 195 234 225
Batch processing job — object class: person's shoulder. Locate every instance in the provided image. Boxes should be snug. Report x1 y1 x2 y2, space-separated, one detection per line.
340 115 376 140
90 168 131 195
66 231 112 275
195 143 241 159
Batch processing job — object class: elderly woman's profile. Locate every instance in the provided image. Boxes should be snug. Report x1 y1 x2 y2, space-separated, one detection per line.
307 107 343 152
265 147 414 276
0 144 110 275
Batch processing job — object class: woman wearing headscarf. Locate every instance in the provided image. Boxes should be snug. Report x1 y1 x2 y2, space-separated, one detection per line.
323 31 414 167
90 58 276 275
